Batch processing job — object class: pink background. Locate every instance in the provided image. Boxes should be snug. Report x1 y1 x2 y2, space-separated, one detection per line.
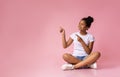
0 0 120 77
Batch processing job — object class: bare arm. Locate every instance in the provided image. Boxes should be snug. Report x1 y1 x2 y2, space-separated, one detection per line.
80 41 94 54
60 27 73 48
76 35 94 54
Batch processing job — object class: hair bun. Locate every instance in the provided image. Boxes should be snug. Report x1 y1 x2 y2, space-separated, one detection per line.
81 16 94 28
87 16 94 23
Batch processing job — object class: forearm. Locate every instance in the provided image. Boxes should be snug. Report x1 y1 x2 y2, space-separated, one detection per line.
80 41 91 54
61 33 67 48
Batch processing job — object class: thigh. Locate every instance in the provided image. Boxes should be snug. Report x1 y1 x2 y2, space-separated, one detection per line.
63 53 82 64
82 52 100 65
84 52 100 59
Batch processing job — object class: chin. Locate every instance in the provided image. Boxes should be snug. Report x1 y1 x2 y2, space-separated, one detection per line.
80 30 84 32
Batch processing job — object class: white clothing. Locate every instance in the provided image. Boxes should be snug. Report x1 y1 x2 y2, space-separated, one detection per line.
70 32 95 56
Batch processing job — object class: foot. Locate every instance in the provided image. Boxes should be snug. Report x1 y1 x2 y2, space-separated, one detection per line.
89 62 97 69
61 63 74 70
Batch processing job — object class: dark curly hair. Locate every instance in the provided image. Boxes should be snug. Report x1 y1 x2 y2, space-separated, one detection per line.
81 16 94 28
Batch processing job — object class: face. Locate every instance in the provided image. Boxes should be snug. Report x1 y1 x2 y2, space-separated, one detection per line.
78 20 89 31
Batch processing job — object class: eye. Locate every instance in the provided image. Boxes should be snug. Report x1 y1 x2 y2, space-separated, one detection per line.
80 24 85 27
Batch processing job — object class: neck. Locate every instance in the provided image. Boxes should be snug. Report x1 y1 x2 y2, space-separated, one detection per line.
80 31 87 35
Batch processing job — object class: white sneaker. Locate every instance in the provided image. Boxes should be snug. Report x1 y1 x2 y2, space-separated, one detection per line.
89 62 97 69
61 63 74 70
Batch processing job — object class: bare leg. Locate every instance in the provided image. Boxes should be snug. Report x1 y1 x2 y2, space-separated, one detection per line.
74 52 101 69
63 53 82 64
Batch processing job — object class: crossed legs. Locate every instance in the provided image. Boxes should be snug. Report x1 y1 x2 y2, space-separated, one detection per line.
63 52 101 69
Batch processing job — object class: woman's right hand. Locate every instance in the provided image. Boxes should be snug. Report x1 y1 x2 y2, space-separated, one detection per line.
59 26 65 35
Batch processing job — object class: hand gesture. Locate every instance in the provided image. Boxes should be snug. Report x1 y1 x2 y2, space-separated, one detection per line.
76 34 83 42
59 26 65 35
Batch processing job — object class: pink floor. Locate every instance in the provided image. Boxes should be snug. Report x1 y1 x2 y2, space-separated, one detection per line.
1 40 120 77
1 60 120 77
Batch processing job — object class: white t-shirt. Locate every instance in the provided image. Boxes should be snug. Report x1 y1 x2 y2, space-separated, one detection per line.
70 32 95 56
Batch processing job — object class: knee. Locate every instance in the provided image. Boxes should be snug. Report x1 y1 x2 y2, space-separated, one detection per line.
62 53 70 60
94 51 101 57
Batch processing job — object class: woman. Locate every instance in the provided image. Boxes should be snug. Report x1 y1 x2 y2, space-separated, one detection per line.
60 16 101 70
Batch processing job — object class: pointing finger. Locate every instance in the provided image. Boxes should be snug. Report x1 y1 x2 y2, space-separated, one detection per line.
76 34 79 37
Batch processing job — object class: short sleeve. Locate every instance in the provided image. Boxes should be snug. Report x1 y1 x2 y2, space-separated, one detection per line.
70 33 76 40
89 34 95 42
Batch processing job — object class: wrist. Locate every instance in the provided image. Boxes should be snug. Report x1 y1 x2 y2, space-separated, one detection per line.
78 40 82 43
62 33 65 36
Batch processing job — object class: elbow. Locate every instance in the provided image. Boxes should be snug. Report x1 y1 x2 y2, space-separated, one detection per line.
88 50 92 54
63 45 67 49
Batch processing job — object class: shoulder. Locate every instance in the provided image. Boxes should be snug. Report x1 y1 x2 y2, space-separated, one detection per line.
71 32 79 35
87 33 95 41
87 33 94 37
70 32 79 39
